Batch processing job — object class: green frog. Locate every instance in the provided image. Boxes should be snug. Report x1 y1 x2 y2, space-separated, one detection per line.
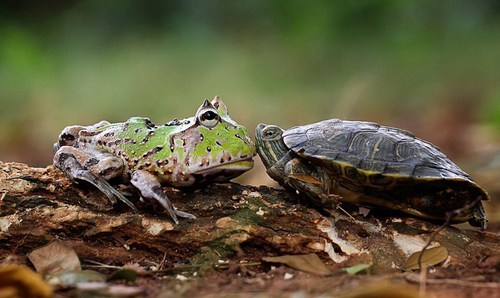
53 96 256 224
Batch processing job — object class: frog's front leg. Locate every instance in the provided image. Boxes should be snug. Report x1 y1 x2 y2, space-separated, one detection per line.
54 146 138 212
130 170 197 224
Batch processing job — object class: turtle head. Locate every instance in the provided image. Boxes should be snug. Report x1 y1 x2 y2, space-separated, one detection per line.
255 124 289 170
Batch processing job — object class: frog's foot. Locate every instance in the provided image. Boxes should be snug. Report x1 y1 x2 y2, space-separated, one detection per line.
131 170 196 224
172 209 197 220
54 151 138 213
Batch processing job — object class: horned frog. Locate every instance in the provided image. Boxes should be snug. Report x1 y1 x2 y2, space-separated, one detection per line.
53 96 256 223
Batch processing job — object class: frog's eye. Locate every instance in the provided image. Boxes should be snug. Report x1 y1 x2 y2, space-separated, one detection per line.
198 108 220 128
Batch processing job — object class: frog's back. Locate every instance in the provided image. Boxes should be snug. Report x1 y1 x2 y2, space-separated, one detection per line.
74 118 165 160
76 117 157 142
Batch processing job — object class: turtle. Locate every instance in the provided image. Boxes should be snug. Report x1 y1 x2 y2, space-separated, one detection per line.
255 119 489 229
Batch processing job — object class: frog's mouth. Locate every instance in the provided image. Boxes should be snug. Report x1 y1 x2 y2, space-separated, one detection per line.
194 157 254 182
209 160 254 172
197 159 254 174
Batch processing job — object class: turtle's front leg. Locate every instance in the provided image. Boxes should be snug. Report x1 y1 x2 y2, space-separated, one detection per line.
130 170 197 224
280 158 341 206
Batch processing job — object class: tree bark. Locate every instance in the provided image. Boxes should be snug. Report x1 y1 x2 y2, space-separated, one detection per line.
1 161 499 295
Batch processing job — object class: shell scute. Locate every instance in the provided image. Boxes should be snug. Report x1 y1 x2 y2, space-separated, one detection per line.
358 159 388 173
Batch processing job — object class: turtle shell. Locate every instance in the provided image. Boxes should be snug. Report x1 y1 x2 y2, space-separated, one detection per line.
282 119 489 221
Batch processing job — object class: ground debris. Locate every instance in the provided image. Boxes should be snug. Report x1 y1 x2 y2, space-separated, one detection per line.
1 161 499 297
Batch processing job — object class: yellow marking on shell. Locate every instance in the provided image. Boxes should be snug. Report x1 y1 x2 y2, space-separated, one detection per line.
327 134 337 142
370 137 383 161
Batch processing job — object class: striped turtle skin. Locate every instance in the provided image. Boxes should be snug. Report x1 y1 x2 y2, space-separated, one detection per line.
255 119 489 229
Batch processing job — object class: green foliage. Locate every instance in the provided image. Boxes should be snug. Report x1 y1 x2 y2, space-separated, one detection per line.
484 92 500 131
1 1 500 165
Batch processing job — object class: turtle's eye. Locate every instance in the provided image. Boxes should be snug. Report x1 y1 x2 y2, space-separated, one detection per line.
198 108 220 128
262 126 281 140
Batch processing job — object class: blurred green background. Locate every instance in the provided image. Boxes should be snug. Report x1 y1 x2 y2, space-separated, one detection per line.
1 1 500 189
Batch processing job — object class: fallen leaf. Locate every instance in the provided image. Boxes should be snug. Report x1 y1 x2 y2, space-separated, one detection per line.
107 268 137 282
341 282 420 298
343 263 372 275
0 264 53 298
358 207 371 217
76 283 146 297
46 270 106 288
404 246 448 270
122 263 148 276
28 239 81 275
262 253 331 276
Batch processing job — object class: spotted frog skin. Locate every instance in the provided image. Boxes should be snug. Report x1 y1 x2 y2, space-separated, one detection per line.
53 97 256 223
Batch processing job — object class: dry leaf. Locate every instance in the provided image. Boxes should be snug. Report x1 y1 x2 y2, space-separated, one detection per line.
0 264 53 298
343 263 372 275
28 239 81 275
404 246 448 270
262 253 331 276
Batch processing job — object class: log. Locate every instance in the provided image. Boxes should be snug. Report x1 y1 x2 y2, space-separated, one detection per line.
1 161 499 297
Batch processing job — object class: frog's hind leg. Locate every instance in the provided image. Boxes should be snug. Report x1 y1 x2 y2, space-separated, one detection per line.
131 170 197 224
54 146 138 213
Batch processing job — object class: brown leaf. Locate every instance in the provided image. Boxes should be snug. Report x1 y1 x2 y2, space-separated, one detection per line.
404 246 448 270
262 253 332 276
0 264 53 298
28 239 81 275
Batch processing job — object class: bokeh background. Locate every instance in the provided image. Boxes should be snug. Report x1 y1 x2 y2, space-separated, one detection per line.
1 1 500 201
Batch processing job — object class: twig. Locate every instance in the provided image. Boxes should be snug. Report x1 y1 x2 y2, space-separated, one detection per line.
0 191 7 208
406 273 500 288
336 203 356 221
82 259 122 269
213 262 262 270
158 252 168 271
417 196 483 269
419 264 427 297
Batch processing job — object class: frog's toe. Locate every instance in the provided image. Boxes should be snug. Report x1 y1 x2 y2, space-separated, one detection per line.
174 209 197 220
79 172 138 213
102 181 139 213
131 170 187 224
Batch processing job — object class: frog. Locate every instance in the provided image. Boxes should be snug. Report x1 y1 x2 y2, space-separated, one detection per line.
53 96 256 224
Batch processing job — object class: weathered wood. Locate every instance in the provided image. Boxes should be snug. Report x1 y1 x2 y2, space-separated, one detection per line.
1 161 499 296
